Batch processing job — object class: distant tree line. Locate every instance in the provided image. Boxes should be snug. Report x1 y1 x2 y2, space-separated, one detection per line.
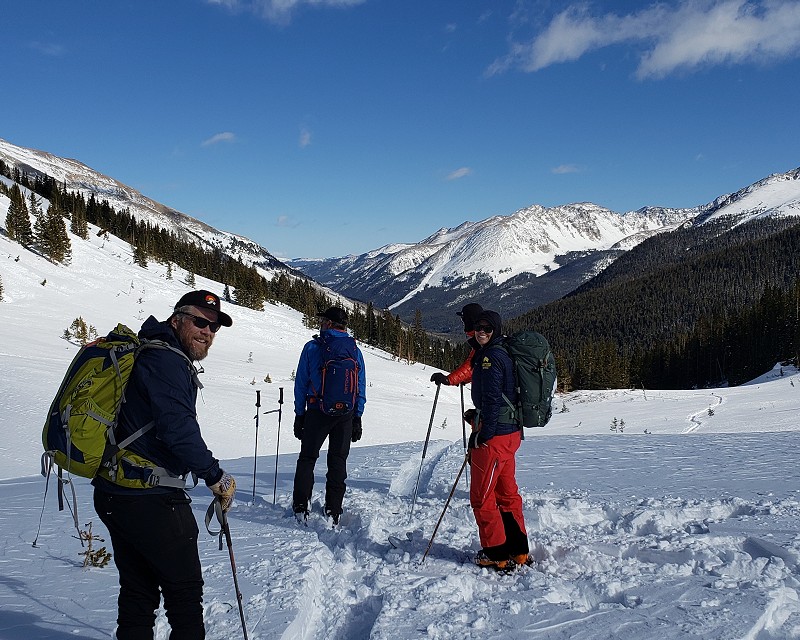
508 217 800 390
0 159 465 372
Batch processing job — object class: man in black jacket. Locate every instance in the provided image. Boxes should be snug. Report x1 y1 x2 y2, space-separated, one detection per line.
93 290 236 640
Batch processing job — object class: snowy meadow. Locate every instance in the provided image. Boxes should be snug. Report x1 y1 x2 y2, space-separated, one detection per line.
2 199 800 639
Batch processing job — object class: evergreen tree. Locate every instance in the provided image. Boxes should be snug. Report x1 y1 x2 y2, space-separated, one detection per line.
412 309 429 364
28 190 42 223
132 244 149 268
70 194 89 239
0 273 4 301
5 184 34 247
39 202 72 263
234 265 266 311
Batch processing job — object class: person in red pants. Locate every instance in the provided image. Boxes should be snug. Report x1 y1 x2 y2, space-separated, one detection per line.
465 309 529 570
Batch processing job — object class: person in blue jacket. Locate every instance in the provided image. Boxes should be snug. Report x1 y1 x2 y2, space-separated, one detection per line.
292 306 366 524
466 309 530 570
93 290 236 640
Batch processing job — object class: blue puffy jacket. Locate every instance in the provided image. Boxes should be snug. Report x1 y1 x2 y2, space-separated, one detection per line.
93 316 222 494
294 329 366 417
471 335 519 443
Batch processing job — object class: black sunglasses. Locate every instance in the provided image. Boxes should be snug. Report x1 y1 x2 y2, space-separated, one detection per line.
474 324 493 333
179 312 222 333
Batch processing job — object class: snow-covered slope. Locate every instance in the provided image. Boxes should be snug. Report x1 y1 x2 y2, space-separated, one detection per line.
699 167 800 225
0 137 286 273
3 193 800 639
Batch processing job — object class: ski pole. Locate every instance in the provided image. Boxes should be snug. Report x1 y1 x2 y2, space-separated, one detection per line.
273 387 283 505
409 383 440 523
207 500 249 640
460 384 470 491
252 390 260 503
460 384 467 451
421 453 469 563
262 388 284 505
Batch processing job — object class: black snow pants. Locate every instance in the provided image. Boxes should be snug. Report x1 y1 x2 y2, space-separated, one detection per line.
94 488 205 640
292 409 353 515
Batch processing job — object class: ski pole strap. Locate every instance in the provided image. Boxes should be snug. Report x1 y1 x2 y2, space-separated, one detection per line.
204 498 225 550
34 452 81 547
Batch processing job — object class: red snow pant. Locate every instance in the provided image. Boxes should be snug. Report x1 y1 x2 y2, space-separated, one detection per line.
469 429 527 551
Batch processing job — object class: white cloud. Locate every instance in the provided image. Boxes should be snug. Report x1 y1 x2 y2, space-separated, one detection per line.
299 127 312 148
201 132 237 147
489 1 800 79
551 164 581 174
29 41 65 56
276 215 299 228
445 167 473 181
208 0 367 25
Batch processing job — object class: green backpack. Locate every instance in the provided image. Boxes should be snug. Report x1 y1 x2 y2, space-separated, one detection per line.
37 323 201 545
498 330 557 428
41 323 196 490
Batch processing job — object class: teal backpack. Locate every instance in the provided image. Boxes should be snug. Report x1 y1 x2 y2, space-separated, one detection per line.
498 331 557 428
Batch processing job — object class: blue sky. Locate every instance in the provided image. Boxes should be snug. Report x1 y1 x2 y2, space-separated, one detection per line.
2 1 799 259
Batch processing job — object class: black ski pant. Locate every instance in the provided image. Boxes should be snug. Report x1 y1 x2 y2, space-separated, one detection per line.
292 409 353 515
94 488 205 640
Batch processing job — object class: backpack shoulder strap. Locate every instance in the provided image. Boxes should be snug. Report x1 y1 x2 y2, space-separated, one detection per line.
137 339 203 390
487 341 522 428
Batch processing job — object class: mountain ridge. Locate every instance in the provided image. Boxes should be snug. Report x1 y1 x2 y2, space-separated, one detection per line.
3 136 799 333
291 168 800 331
0 137 288 274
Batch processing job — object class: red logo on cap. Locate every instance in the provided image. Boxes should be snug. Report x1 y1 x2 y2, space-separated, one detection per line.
205 295 216 306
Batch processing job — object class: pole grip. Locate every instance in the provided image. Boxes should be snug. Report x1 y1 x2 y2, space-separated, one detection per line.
278 387 284 404
256 389 261 407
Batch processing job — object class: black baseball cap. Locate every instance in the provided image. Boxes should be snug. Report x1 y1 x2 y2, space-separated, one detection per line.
318 306 348 327
456 303 483 330
174 290 233 327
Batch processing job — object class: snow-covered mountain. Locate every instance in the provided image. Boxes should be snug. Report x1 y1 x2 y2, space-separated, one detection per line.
698 167 800 225
0 137 287 274
4 136 799 334
292 169 800 332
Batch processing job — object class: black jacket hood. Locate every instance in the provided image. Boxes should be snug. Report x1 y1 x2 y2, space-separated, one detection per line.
475 310 502 337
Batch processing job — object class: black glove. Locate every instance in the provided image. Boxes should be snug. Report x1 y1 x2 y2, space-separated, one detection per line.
430 372 450 386
463 408 477 425
293 414 305 440
351 415 363 442
468 431 482 450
